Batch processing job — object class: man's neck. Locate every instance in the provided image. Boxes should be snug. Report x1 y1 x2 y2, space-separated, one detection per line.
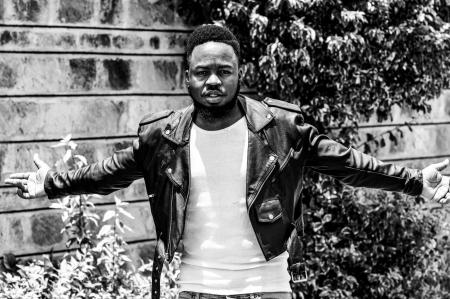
193 102 244 131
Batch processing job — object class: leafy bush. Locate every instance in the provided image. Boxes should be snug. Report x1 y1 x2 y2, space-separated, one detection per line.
179 0 450 142
176 0 450 297
0 136 180 298
297 180 450 298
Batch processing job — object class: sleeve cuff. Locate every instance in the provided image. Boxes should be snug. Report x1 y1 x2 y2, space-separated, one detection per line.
403 169 423 197
44 170 57 199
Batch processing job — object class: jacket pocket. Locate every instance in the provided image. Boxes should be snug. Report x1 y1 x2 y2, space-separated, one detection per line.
256 197 283 223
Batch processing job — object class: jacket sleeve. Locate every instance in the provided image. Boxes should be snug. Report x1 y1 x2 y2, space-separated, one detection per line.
44 138 144 199
301 124 423 196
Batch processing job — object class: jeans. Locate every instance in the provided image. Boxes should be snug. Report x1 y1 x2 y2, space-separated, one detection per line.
178 291 293 299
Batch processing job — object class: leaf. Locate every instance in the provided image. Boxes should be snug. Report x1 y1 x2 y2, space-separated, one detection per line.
65 238 76 248
49 202 64 209
50 134 72 148
116 218 125 233
406 123 413 132
63 149 72 163
114 195 128 207
117 207 135 220
97 225 112 237
103 210 116 222
388 131 398 145
322 214 332 223
67 141 77 150
312 222 323 232
123 224 133 232
2 253 17 271
120 255 132 263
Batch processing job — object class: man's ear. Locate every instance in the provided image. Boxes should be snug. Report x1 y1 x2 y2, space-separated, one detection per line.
185 69 190 87
238 67 244 81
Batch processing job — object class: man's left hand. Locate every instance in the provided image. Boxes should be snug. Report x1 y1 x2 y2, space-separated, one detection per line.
421 159 450 203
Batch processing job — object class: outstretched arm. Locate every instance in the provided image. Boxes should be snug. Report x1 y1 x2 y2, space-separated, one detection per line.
5 140 144 200
302 124 449 203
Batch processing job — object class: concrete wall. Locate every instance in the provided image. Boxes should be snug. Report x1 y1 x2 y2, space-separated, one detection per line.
0 0 193 263
0 0 449 262
354 90 450 173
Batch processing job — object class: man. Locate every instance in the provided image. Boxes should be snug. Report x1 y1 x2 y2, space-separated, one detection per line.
6 25 450 299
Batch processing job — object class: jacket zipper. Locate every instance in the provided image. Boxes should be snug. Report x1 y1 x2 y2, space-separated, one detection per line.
176 186 190 254
175 143 190 255
167 184 174 260
247 156 278 260
278 148 293 173
165 168 180 261
247 157 278 210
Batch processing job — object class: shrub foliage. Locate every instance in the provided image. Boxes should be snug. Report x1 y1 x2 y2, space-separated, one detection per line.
177 0 450 297
0 137 181 299
179 0 450 139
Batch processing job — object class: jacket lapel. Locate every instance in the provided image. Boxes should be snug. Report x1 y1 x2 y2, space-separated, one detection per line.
238 96 279 209
161 95 278 209
162 105 194 200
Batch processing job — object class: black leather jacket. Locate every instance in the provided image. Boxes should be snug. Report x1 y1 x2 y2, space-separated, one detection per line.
45 95 422 296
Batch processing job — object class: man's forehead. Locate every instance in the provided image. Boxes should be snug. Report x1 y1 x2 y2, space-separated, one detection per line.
189 41 238 67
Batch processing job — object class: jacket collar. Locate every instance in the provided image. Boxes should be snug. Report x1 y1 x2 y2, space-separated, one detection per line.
238 94 274 132
163 94 273 145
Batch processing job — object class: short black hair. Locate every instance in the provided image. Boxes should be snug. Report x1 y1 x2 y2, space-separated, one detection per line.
185 24 241 69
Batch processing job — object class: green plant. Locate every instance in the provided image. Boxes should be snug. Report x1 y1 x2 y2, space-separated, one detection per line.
180 0 450 143
0 136 181 298
296 183 450 298
177 0 450 297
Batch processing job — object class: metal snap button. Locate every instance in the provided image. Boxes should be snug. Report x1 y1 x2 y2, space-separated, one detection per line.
269 155 276 162
167 168 172 173
165 129 170 135
266 114 272 119
268 214 274 220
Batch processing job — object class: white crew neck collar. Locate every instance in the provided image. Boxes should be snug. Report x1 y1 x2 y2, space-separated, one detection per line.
192 117 246 135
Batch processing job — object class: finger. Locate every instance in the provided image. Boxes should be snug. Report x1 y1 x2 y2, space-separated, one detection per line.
440 193 450 204
4 179 28 191
7 172 33 180
33 154 48 169
431 159 449 171
17 189 31 200
433 185 449 202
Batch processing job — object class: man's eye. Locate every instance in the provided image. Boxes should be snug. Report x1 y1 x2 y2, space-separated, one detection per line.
196 71 208 76
220 70 231 75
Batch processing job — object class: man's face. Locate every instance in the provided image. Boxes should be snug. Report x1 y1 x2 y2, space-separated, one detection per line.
186 41 240 111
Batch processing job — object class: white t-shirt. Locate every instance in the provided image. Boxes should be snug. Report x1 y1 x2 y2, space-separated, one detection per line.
178 117 291 295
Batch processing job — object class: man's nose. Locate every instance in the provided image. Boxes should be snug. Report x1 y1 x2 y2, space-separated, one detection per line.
205 73 221 86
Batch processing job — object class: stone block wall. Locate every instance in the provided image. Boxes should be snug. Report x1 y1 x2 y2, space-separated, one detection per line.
0 0 194 263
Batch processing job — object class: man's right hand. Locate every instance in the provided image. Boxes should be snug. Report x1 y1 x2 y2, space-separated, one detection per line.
5 154 50 199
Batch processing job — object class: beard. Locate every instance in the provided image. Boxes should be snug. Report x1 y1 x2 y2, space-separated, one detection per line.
189 82 241 123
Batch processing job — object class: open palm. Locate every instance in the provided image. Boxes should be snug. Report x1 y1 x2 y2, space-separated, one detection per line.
421 159 450 204
5 154 50 199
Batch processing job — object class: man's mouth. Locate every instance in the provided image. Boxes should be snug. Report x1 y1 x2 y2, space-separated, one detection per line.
204 91 224 97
